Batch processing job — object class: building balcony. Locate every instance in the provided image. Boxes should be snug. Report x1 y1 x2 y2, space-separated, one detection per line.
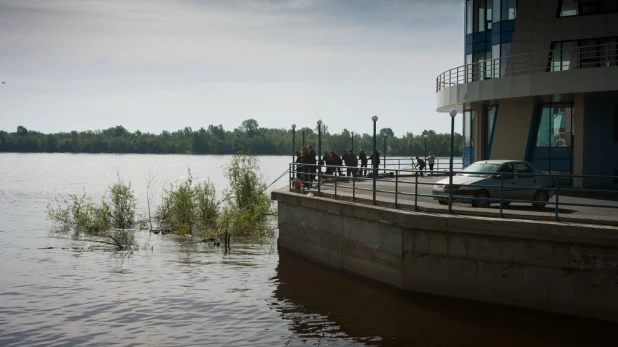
436 43 618 112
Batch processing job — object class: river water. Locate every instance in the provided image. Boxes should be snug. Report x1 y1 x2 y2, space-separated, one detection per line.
0 153 615 346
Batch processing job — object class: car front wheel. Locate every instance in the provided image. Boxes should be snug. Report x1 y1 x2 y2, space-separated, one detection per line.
472 189 491 208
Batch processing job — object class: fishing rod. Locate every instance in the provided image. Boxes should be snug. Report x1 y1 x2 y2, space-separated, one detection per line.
311 105 339 152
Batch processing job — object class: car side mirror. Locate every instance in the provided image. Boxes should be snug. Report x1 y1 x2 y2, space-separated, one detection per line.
493 174 502 180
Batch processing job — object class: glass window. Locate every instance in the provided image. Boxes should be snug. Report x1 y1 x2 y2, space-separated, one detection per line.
497 163 515 179
580 39 601 68
516 163 534 174
466 54 473 82
500 43 511 76
464 110 476 148
550 41 577 71
462 162 500 177
536 104 573 148
615 106 618 141
601 0 618 12
492 44 501 77
560 0 579 16
466 0 473 34
581 0 600 14
486 105 497 144
474 0 487 32
493 0 501 22
487 0 493 29
502 0 517 20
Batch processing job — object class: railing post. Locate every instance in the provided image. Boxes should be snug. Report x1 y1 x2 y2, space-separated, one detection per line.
499 176 504 218
353 173 356 202
395 171 399 208
554 175 560 222
289 163 292 191
334 178 337 198
414 172 418 211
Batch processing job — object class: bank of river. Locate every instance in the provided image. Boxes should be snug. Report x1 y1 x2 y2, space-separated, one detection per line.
0 153 615 346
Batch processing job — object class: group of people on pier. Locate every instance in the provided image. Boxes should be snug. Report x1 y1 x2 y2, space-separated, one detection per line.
293 145 381 187
293 145 437 188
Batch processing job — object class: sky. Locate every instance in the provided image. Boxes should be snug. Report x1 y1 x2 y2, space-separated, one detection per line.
0 0 464 136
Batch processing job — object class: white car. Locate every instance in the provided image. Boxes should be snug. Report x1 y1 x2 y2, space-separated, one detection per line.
432 160 554 208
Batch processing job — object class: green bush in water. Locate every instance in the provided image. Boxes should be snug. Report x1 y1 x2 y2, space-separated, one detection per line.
156 169 219 235
218 152 274 238
47 176 137 234
108 177 137 229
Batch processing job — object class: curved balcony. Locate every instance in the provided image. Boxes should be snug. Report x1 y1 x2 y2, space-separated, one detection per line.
436 43 618 112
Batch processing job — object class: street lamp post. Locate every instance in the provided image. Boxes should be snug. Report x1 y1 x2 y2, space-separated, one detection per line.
448 109 457 214
292 124 296 163
372 115 378 205
317 120 323 194
351 132 354 152
423 135 427 175
383 136 388 171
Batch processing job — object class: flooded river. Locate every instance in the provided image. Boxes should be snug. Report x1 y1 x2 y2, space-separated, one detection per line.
0 153 615 346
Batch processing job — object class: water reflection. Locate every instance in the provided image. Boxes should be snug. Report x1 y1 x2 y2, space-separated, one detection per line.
274 250 617 347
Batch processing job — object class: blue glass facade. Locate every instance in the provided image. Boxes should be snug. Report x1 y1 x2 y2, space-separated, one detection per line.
462 0 516 167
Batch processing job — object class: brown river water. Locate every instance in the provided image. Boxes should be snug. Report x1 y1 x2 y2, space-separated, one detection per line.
0 153 615 346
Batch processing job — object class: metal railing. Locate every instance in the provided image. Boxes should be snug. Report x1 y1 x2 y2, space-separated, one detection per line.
287 163 618 225
378 157 462 173
436 43 618 92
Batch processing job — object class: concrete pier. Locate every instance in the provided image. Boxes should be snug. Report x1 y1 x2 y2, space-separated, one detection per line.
272 188 618 322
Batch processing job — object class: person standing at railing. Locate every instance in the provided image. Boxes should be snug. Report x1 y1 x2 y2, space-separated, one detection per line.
331 150 343 176
296 146 312 188
427 151 436 174
323 151 335 176
347 149 358 177
369 150 380 177
415 157 426 177
307 145 317 183
358 149 368 177
342 150 350 176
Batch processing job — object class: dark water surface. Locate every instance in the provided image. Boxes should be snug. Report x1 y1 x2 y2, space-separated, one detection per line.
0 153 615 346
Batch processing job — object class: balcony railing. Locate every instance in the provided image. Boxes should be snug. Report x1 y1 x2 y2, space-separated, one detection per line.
436 43 618 92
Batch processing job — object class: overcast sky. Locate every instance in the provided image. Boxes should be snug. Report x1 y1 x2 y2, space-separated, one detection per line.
0 0 463 136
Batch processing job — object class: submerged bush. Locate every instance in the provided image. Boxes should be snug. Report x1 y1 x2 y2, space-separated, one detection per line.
218 152 275 239
47 192 111 233
47 176 137 234
156 169 219 235
47 153 275 250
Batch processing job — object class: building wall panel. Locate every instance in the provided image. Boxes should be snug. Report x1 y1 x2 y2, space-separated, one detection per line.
489 100 535 160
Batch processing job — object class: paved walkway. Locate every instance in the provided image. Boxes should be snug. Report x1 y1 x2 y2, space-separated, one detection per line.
287 175 618 227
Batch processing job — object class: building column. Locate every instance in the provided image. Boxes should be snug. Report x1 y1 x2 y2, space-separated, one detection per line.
475 104 486 161
572 94 585 188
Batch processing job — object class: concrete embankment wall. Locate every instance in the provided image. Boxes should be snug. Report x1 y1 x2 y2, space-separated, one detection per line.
272 189 618 322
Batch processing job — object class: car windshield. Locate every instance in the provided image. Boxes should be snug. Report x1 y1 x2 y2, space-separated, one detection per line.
461 162 501 177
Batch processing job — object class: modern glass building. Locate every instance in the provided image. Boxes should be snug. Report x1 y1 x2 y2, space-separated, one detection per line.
436 0 618 188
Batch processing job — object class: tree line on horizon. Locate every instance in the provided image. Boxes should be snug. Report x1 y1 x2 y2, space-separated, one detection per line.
0 119 464 157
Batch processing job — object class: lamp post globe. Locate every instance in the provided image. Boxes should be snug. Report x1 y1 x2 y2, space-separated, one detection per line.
448 109 457 214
